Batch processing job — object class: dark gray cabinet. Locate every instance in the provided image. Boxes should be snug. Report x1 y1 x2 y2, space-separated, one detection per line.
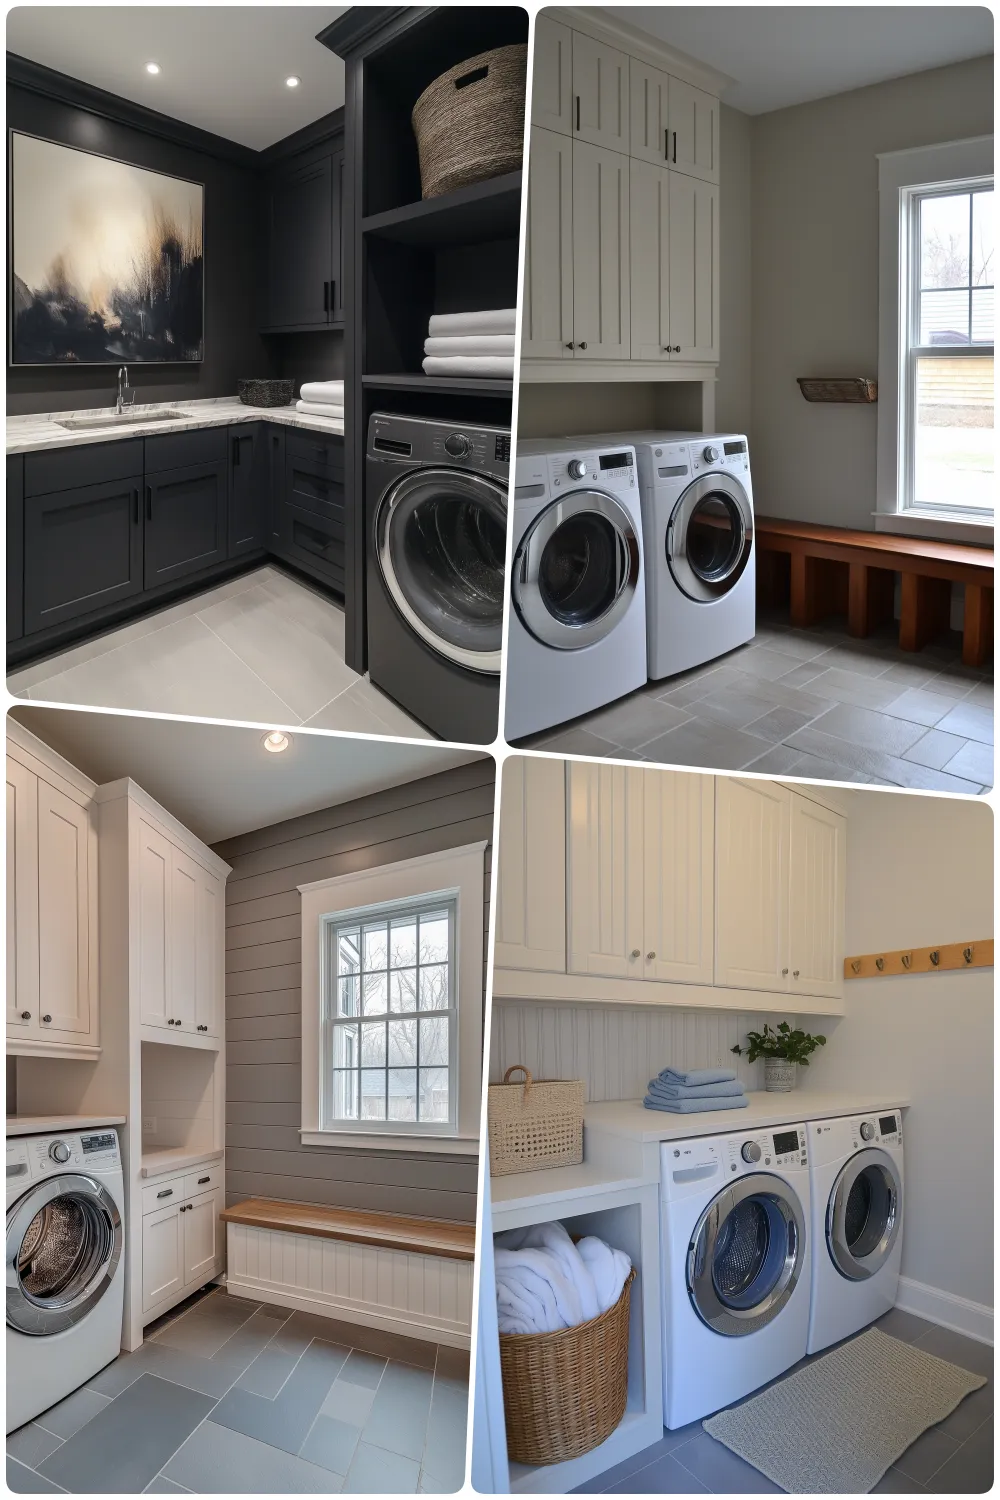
24 473 143 635
7 455 24 642
263 149 343 331
266 426 286 552
143 460 228 589
228 424 266 558
275 438 346 592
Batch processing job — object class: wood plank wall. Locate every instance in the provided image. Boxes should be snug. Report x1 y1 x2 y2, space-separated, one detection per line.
213 759 495 1225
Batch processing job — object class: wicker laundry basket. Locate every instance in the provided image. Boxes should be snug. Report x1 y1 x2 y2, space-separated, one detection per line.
499 1268 636 1464
488 1066 584 1177
411 44 527 200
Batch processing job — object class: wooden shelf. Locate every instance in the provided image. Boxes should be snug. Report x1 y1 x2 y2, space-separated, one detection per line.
362 373 513 398
220 1197 476 1261
362 172 523 248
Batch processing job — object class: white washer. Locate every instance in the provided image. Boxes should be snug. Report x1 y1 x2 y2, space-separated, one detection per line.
6 1129 125 1433
806 1109 904 1355
660 1123 811 1429
505 438 647 740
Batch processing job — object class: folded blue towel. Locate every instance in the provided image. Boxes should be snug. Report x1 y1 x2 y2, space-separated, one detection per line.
643 1092 749 1114
647 1078 745 1099
654 1067 737 1088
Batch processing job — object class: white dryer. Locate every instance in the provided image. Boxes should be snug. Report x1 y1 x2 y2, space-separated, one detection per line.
505 439 647 740
6 1128 125 1433
806 1109 904 1355
660 1123 811 1429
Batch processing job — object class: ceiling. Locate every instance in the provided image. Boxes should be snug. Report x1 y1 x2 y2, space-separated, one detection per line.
6 7 350 150
11 707 484 846
606 7 993 114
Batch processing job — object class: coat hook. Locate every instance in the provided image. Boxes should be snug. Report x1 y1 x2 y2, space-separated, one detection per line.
963 946 974 964
901 953 912 969
851 958 861 975
875 956 884 972
929 950 940 966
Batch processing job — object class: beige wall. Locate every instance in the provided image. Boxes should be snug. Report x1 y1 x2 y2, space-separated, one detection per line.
749 55 994 527
716 103 753 436
802 789 993 1311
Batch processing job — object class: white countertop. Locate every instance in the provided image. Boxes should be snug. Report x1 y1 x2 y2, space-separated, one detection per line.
7 396 345 455
585 1091 911 1143
7 1114 126 1136
140 1145 224 1179
491 1160 650 1215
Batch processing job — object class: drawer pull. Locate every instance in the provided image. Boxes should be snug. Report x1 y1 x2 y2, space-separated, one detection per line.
198 1176 210 1185
157 1188 173 1199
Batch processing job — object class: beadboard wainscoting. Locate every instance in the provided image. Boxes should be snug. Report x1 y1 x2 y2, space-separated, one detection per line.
489 999 802 1102
213 759 494 1223
226 1222 474 1347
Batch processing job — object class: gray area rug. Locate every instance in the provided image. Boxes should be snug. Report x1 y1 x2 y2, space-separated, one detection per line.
703 1326 986 1493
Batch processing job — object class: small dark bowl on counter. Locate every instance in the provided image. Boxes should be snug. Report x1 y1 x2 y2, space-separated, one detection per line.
237 379 295 408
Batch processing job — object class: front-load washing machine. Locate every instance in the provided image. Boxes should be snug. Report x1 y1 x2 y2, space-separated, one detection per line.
807 1109 904 1354
506 438 646 740
7 1128 125 1433
366 413 509 744
660 1123 811 1428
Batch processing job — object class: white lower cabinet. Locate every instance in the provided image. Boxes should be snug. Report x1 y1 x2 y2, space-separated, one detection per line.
142 1202 185 1311
142 1179 225 1319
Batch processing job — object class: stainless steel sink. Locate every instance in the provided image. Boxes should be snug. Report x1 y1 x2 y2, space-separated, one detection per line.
56 408 188 431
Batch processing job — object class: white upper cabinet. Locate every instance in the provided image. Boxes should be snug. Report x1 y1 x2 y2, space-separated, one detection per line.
715 779 791 993
788 796 846 1001
573 141 630 359
668 77 720 183
138 817 172 1032
641 770 715 985
668 172 719 362
629 157 671 361
567 762 641 978
629 58 670 167
495 756 567 973
572 31 629 152
522 127 574 359
532 14 574 135
7 758 38 1037
36 780 93 1041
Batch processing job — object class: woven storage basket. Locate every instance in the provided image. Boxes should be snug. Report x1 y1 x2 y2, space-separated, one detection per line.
488 1066 584 1177
237 378 294 408
411 44 527 200
499 1267 636 1464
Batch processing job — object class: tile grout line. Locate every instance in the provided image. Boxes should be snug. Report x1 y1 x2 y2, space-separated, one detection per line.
194 617 305 725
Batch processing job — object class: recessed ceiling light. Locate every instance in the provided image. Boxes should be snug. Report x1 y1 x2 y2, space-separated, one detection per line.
285 75 301 88
145 62 160 75
262 730 292 754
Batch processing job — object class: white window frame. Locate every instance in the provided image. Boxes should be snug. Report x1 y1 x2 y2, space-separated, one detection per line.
876 135 994 543
299 842 486 1153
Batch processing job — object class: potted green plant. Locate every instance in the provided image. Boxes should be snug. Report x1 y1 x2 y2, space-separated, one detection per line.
732 1022 827 1093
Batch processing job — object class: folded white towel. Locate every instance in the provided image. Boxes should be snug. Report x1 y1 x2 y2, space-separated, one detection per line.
494 1221 630 1336
577 1236 632 1313
424 335 515 357
422 355 514 378
298 381 345 404
427 309 516 338
296 400 345 420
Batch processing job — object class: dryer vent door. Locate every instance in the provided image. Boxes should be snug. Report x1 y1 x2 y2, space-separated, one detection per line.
667 473 753 603
513 490 641 650
376 467 507 675
827 1149 902 1282
687 1172 805 1336
6 1175 123 1335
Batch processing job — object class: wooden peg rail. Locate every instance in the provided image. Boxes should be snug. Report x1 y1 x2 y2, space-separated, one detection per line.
844 940 994 979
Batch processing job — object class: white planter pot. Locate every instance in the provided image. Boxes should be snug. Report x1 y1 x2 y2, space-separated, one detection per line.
764 1058 797 1093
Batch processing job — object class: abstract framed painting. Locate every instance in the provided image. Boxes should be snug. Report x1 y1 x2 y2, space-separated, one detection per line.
9 130 204 366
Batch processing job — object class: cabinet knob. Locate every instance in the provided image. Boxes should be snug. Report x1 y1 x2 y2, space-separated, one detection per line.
578 341 588 350
781 968 789 976
672 346 682 353
41 1014 51 1024
793 970 800 978
646 952 656 961
566 343 575 350
630 949 640 960
20 1011 30 1021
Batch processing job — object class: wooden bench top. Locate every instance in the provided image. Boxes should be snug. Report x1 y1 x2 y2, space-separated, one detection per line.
220 1198 476 1261
756 515 994 579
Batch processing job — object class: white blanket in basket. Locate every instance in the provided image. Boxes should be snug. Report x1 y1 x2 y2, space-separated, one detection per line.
494 1220 631 1335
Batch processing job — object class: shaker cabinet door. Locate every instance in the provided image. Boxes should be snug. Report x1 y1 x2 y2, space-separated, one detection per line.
138 819 173 1031
629 157 671 361
6 758 38 1037
143 1203 184 1312
668 172 719 362
668 77 720 183
523 127 575 358
495 756 567 972
629 58 670 166
567 761 643 977
35 779 93 1041
715 778 791 993
572 31 629 152
572 141 630 359
532 14 573 135
642 769 714 984
788 795 846 1001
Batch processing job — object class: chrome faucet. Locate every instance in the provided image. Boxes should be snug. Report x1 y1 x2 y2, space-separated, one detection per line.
115 366 134 416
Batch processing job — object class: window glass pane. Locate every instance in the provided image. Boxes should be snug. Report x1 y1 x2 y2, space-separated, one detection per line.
387 1018 417 1067
913 355 994 512
419 912 449 965
390 917 418 968
332 1070 358 1120
363 922 388 971
338 926 361 975
419 1015 449 1066
921 193 970 288
388 1069 417 1121
971 287 994 345
361 971 388 1016
419 1068 450 1122
972 190 994 287
360 1021 386 1068
337 974 360 1018
419 963 449 1011
360 1070 386 1120
390 968 418 1012
920 288 971 345
332 1022 358 1068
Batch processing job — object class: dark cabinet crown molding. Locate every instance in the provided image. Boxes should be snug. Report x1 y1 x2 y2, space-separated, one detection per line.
259 107 344 168
316 7 413 58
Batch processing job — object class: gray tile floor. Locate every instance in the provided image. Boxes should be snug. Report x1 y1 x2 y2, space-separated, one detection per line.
7 565 431 741
523 615 993 793
573 1311 993 1495
7 1287 469 1494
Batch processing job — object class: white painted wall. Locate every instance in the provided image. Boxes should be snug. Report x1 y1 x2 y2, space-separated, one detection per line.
715 103 753 436
800 790 993 1313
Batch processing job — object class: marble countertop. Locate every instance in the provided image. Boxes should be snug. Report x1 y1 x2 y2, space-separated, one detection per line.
6 396 345 455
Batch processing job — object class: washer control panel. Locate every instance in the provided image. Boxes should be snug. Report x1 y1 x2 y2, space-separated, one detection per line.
725 1126 807 1175
548 447 637 494
688 434 750 478
850 1111 902 1150
7 1130 120 1187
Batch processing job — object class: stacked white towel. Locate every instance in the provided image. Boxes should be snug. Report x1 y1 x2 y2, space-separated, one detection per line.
296 380 345 424
422 309 516 378
494 1220 631 1336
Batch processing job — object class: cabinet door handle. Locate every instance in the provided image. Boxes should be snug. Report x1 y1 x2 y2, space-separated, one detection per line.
646 952 656 962
198 1176 210 1185
575 95 580 132
323 280 329 314
146 484 152 520
566 342 575 350
232 436 240 467
672 130 677 163
41 1014 51 1023
793 969 800 978
329 280 336 313
781 968 789 976
664 128 669 159
133 487 139 524
578 341 588 350
19 1011 30 1021
157 1188 173 1199
630 949 640 960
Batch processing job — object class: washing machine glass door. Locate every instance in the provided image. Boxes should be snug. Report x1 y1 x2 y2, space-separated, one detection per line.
513 490 641 650
376 467 507 674
667 473 753 603
827 1149 902 1282
687 1173 805 1336
6 1175 123 1336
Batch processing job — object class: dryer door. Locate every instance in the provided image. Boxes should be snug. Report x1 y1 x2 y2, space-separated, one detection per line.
667 473 753 603
512 490 641 650
827 1149 902 1282
687 1172 806 1336
7 1174 123 1336
375 467 508 675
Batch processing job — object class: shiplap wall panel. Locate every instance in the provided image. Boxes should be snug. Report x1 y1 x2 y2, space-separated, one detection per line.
213 761 494 1223
490 999 801 1100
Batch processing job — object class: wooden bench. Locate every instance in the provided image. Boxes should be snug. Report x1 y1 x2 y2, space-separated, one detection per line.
755 516 994 667
220 1198 476 1260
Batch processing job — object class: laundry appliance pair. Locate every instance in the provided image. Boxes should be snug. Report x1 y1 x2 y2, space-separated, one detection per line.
659 1109 904 1428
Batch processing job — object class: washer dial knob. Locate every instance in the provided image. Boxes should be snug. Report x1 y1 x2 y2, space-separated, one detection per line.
703 444 721 464
859 1120 875 1141
567 458 588 480
444 432 470 458
741 1140 762 1163
48 1140 71 1164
